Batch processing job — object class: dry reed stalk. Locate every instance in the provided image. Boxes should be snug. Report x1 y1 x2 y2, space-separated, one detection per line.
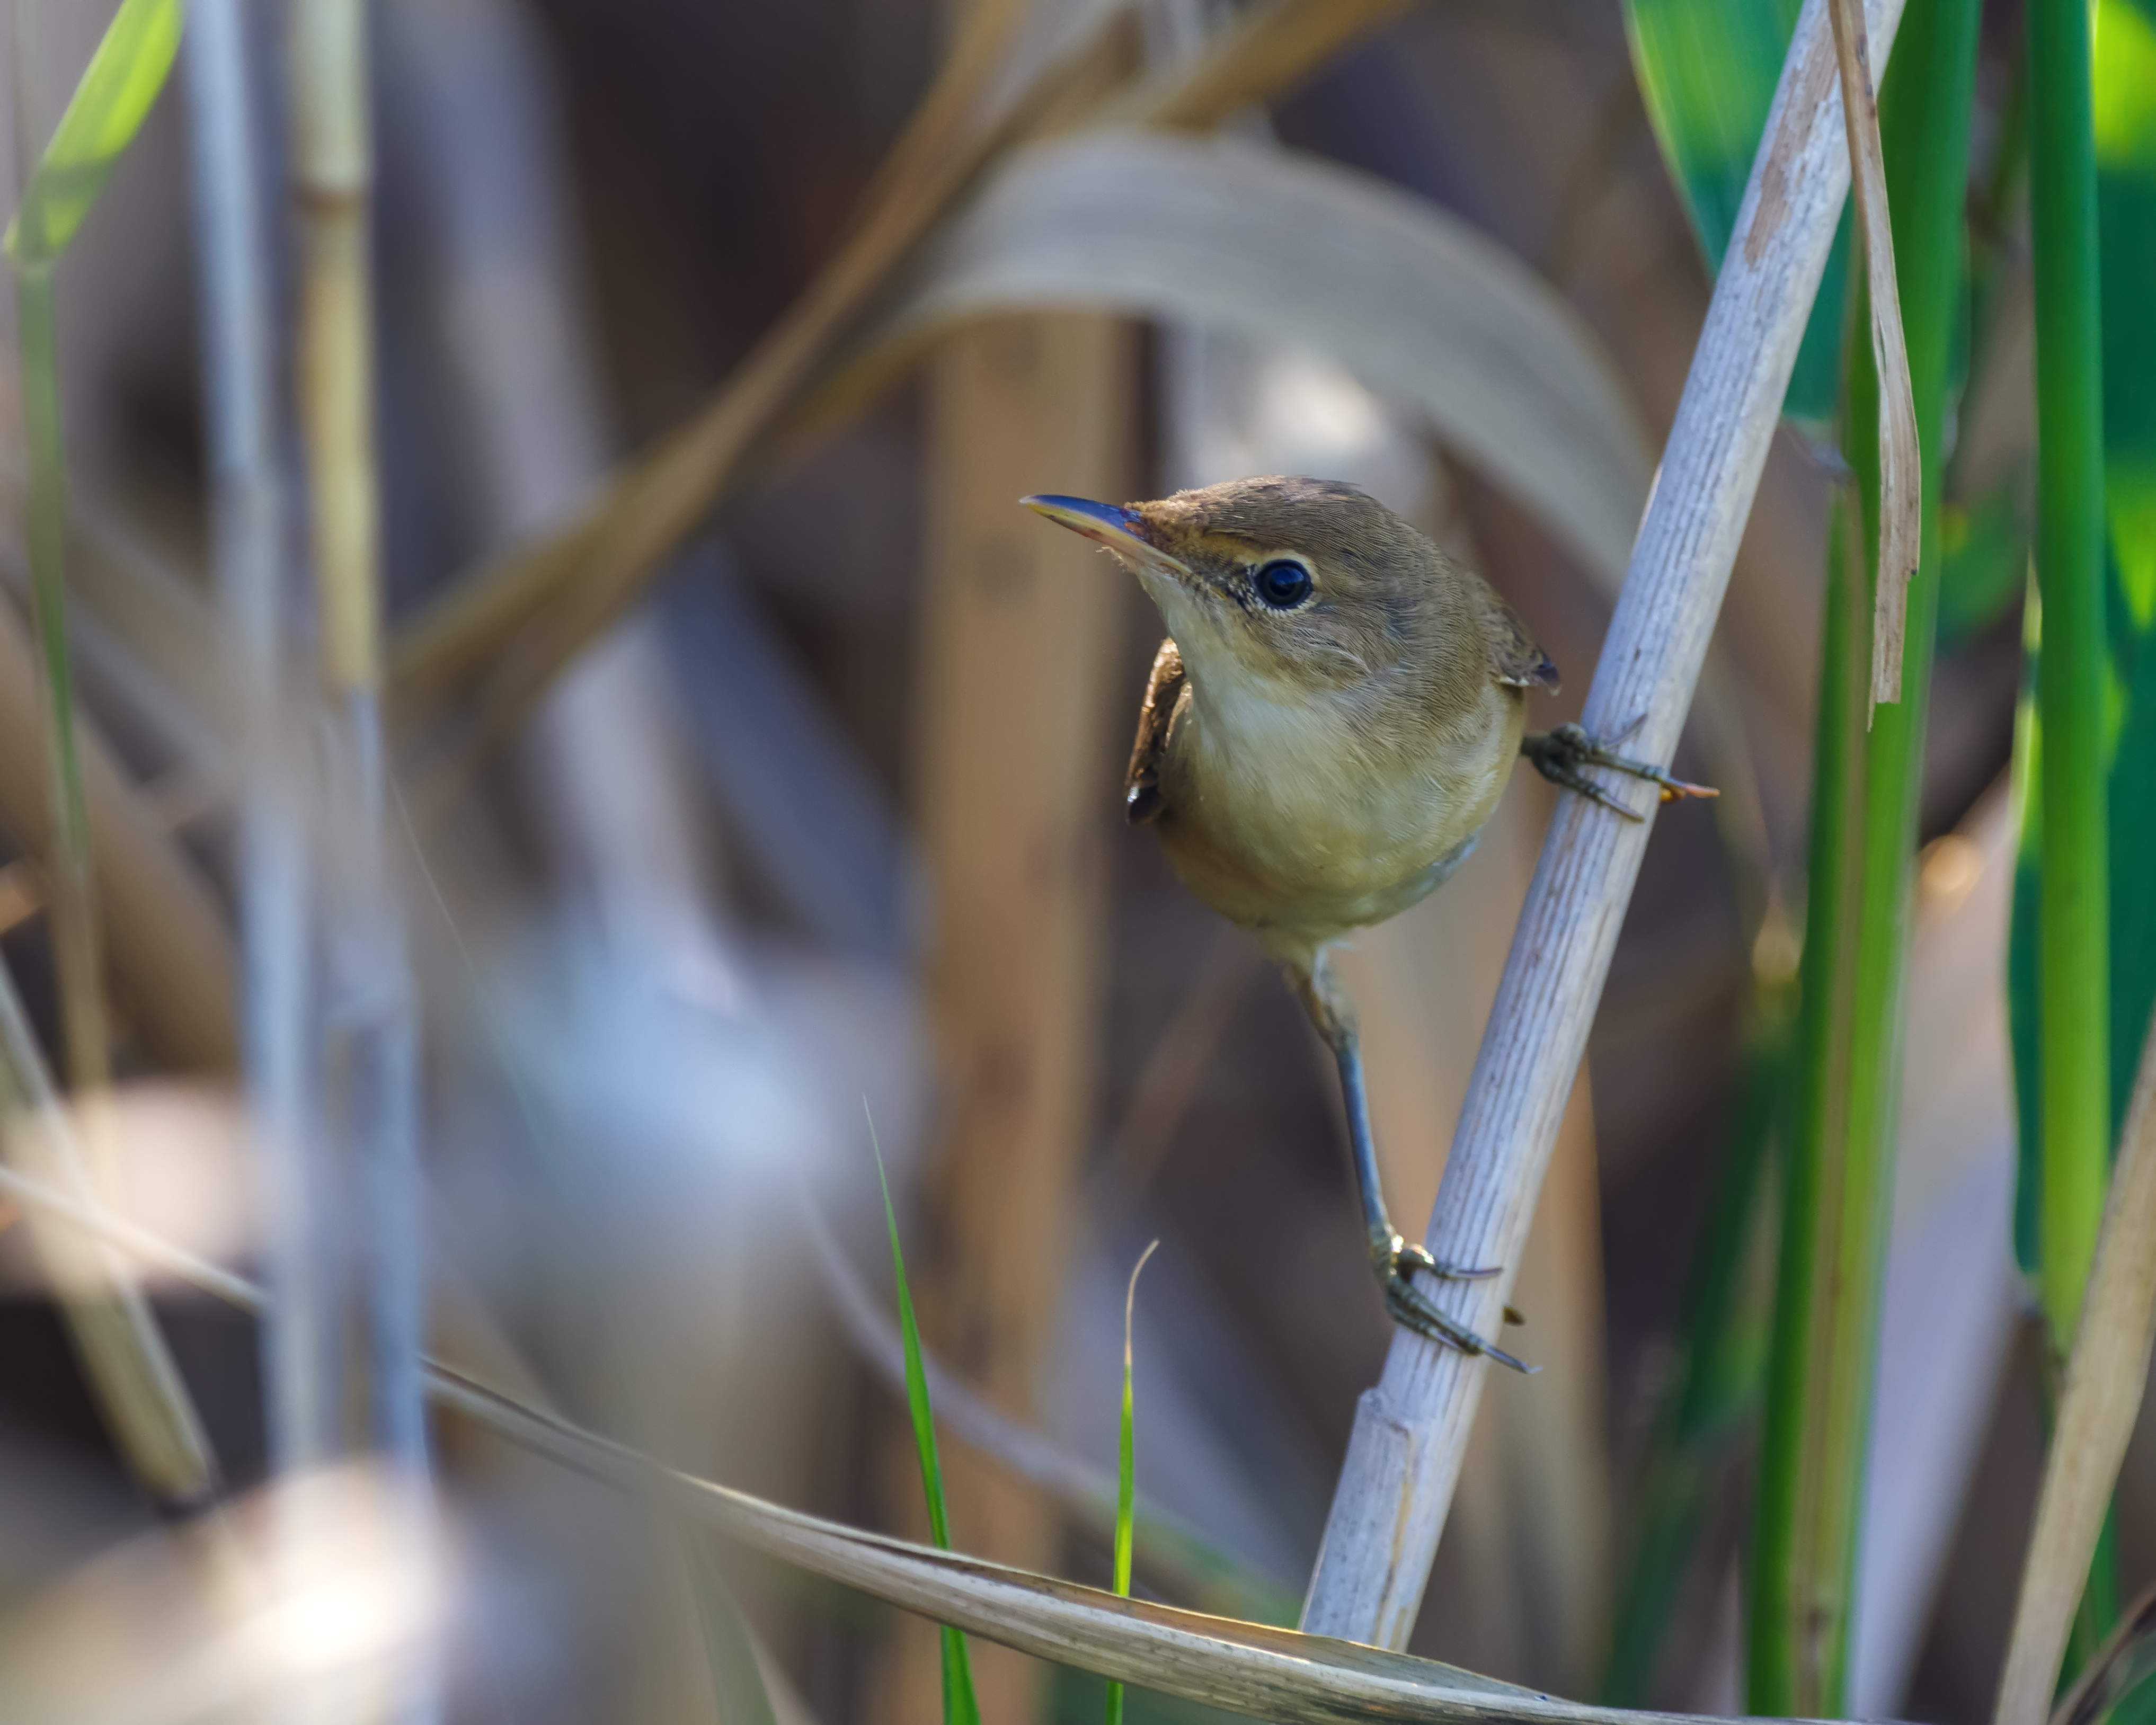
291 0 428 1481
1993 1015 2156 1725
0 598 237 1072
186 0 325 1474
877 308 1131 1722
1341 778 1609 1686
0 963 216 1505
1299 0 1911 1650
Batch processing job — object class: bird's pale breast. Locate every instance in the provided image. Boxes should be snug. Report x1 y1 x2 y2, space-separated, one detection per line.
1152 670 1524 960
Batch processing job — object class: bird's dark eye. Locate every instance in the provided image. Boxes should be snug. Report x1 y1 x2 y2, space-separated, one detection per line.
1253 559 1312 609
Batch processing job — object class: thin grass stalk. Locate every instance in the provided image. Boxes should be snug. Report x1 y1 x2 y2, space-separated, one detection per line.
184 0 329 1472
7 5 107 1096
1747 0 1978 1703
2027 0 2111 1356
0 958 215 1502
1300 0 1911 1650
291 0 430 1509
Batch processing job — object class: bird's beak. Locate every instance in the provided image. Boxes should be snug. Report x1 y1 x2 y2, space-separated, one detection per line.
1022 494 1193 580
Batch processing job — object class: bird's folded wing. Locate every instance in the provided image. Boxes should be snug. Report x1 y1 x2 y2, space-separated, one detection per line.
1125 636 1185 824
1474 576 1561 692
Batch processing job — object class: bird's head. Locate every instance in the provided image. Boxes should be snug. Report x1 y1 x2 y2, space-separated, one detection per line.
1024 476 1484 710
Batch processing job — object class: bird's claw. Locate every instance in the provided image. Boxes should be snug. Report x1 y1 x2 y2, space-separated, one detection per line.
1371 1233 1535 1373
1521 722 1718 822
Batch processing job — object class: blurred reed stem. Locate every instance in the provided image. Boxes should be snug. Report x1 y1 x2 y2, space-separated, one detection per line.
185 0 327 1471
2026 0 2110 1358
1747 0 1978 1704
291 0 429 1477
6 3 107 1095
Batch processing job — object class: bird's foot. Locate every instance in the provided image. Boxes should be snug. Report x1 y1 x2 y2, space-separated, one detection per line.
1521 721 1717 822
1371 1233 1534 1373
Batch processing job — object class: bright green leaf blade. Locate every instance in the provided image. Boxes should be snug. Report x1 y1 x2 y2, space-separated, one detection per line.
683 1537 783 1725
1620 0 1851 426
5 0 185 266
869 1108 982 1725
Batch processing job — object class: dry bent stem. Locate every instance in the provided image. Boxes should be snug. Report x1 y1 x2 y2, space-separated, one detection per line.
1298 0 1911 1651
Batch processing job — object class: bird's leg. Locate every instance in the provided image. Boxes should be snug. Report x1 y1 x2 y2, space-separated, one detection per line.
1520 720 1717 822
1294 956 1533 1374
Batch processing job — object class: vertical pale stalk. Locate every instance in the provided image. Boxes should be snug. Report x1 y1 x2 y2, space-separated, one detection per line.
291 0 429 1478
884 309 1130 1722
8 3 107 1095
1747 0 1980 1704
2027 0 2110 1355
185 0 328 1471
1300 0 1910 1651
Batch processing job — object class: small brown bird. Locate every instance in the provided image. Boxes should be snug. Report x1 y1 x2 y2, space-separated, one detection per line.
1026 477 1710 1369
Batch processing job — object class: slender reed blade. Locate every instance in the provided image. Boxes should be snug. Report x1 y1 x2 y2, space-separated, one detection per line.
9 264 105 1092
869 1108 982 1725
1 0 181 1095
1105 1240 1159 1725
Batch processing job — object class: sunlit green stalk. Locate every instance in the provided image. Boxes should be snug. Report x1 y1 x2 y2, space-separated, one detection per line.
1747 0 1979 1706
2027 0 2111 1356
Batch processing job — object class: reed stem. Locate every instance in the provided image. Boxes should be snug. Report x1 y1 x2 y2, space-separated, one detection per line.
1746 0 1979 1703
2026 0 2111 1355
185 0 330 1472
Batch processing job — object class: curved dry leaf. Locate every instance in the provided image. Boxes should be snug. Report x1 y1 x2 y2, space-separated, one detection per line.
0 1154 1811 1725
852 130 1654 592
1825 0 1921 713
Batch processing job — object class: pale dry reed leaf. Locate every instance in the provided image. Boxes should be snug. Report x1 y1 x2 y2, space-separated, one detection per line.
1993 1017 2156 1725
846 130 1653 590
0 1157 1846 1725
385 0 1440 752
1101 0 1416 129
1825 0 1922 713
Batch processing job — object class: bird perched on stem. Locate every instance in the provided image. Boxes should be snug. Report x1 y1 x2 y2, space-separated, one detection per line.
1026 477 1711 1370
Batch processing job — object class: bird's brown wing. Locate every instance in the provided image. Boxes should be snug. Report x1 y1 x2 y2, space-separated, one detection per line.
1125 637 1185 824
1474 576 1561 692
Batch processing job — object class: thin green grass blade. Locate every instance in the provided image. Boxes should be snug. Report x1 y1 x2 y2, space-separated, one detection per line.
869 1106 981 1725
684 1536 782 1725
5 0 183 266
1620 0 1852 428
1106 1241 1158 1725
